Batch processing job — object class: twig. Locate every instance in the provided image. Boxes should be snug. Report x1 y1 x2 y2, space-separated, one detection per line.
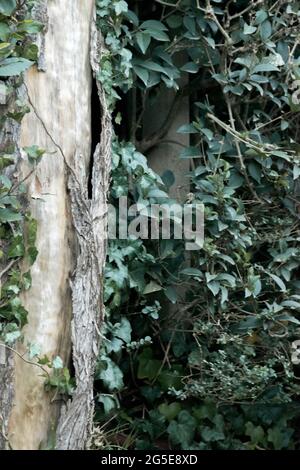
228 0 263 22
206 0 233 45
0 343 50 379
225 97 262 203
155 0 181 7
0 259 19 280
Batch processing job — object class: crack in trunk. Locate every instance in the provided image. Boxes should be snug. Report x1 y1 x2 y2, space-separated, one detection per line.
55 13 112 450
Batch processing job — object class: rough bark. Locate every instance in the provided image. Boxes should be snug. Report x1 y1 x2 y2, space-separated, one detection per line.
0 0 110 450
0 79 23 450
55 14 112 450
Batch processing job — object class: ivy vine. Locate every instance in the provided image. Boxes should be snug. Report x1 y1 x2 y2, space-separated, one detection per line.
94 0 300 450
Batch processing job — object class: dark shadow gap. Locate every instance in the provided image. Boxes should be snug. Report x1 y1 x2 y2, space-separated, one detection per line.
88 77 102 199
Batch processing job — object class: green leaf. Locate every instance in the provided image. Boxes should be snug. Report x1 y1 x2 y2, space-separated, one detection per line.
23 145 45 164
200 128 214 140
243 24 257 35
268 273 286 292
180 146 201 158
248 162 261 183
159 402 182 421
124 10 139 26
281 300 300 309
0 0 16 16
0 58 33 77
99 357 124 391
8 235 24 258
207 281 220 296
143 281 162 294
113 317 132 343
136 32 151 54
0 208 23 222
260 20 272 41
52 356 63 369
181 268 202 277
141 61 167 74
140 20 168 31
17 20 44 34
133 65 149 86
201 427 225 442
245 422 265 444
5 330 21 344
253 63 279 73
165 286 177 304
147 29 169 42
181 62 199 73
177 123 198 134
255 10 268 24
167 411 197 448
98 394 117 414
114 0 128 16
137 348 161 380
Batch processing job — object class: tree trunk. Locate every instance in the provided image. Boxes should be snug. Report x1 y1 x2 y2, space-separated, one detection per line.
0 0 111 450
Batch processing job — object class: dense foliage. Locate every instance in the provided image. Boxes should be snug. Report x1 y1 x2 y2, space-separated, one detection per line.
94 0 300 450
0 1 41 345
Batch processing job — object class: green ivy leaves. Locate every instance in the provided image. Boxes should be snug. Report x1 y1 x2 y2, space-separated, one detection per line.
96 0 300 451
0 0 16 17
0 57 33 76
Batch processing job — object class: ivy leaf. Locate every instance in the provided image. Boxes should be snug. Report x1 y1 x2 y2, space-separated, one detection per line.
99 357 124 391
201 427 225 442
23 145 45 164
0 0 16 16
137 348 161 380
113 317 132 343
52 356 64 369
98 394 118 414
0 208 23 222
28 342 41 359
245 422 265 445
5 330 21 344
0 58 33 76
114 0 128 16
167 411 197 448
158 402 182 421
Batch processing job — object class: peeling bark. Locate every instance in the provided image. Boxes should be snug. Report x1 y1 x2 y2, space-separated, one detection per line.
0 0 110 450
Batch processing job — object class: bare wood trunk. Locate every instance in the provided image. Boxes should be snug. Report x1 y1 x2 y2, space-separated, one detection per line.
0 0 110 450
